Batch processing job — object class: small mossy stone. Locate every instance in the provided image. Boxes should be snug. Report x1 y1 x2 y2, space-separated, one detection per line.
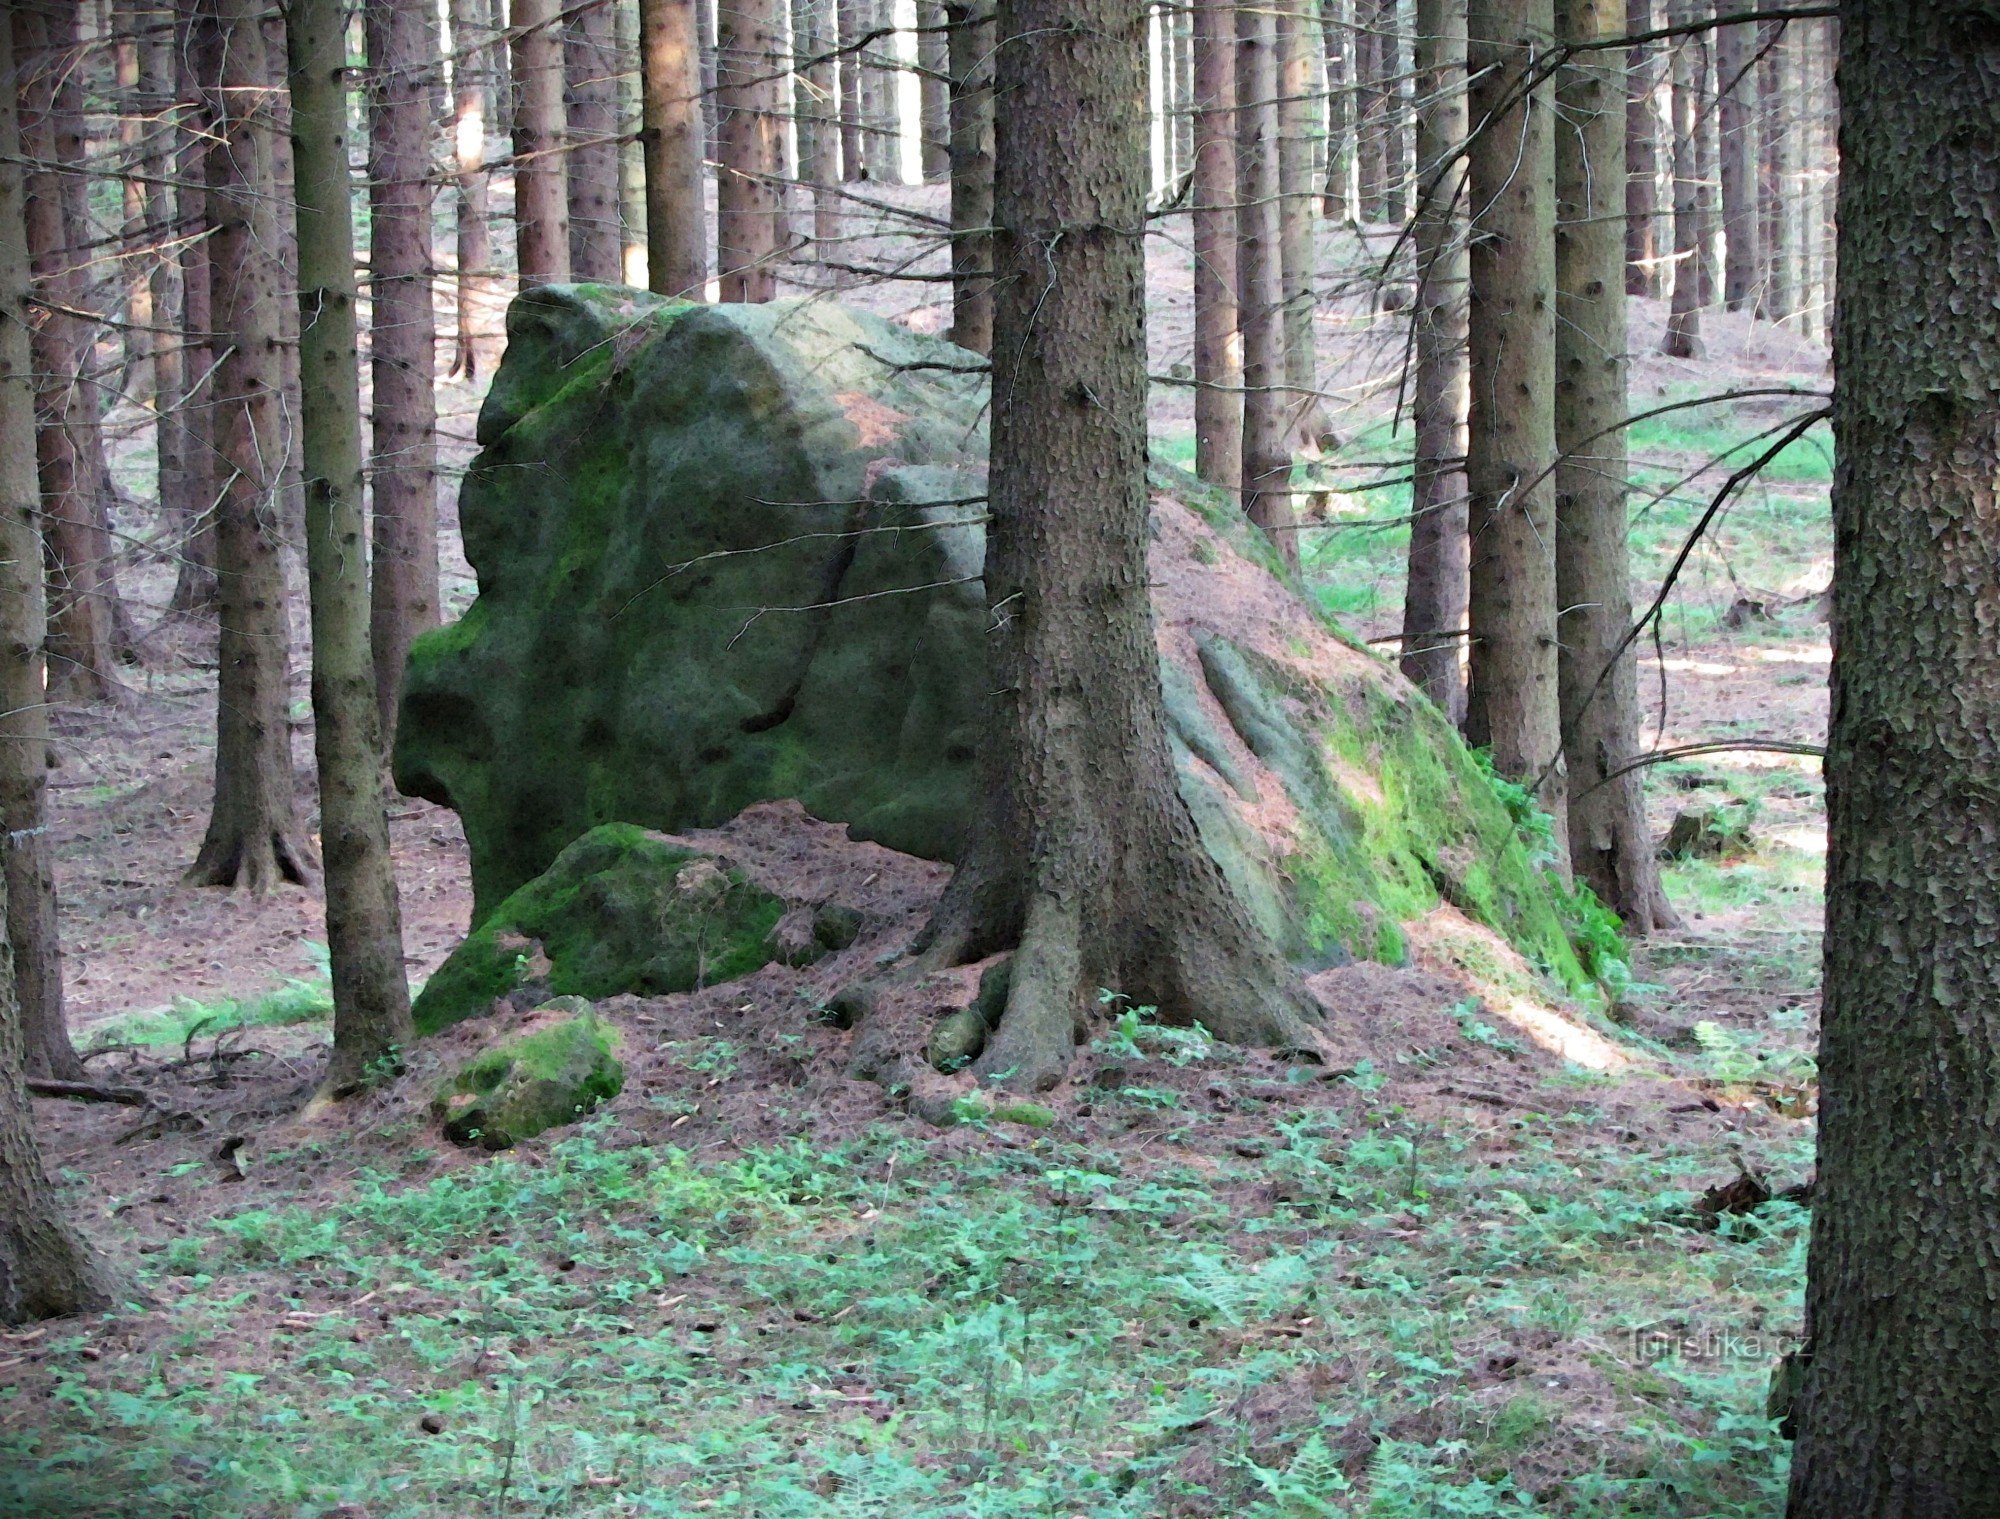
434 1008 623 1150
812 902 864 952
928 1007 989 1072
412 823 798 1034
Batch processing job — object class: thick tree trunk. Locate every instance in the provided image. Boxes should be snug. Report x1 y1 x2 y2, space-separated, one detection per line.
1714 14 1755 312
1786 7 2000 1511
1465 0 1567 858
186 0 313 893
1622 0 1657 296
448 0 504 380
169 0 218 614
1661 3 1701 356
367 0 441 748
837 0 864 179
286 0 416 1099
641 0 710 296
1753 20 1786 321
1237 0 1298 570
512 0 571 288
1190 0 1240 492
567 0 625 280
716 0 786 300
0 19 78 1086
913 0 1324 1091
1402 0 1468 723
943 1 994 352
1275 1 1323 454
17 5 125 705
1320 0 1353 217
1554 0 1672 931
916 0 950 180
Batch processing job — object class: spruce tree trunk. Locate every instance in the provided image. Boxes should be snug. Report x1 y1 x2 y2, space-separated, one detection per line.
1714 14 1754 312
837 0 864 179
139 4 187 530
916 0 950 180
16 5 124 705
1622 0 1657 296
1190 0 1241 493
618 0 648 282
1355 0 1387 219
448 0 504 379
286 0 416 1099
641 0 710 296
1383 1 1411 221
168 0 218 614
1275 1 1323 453
1787 6 2000 1511
1173 4 1194 180
1554 0 1672 931
566 0 625 280
857 0 889 178
1402 0 1468 724
1661 3 1701 357
1237 0 1298 570
186 0 313 892
716 0 785 300
797 0 841 248
1320 0 1353 217
113 4 154 406
511 0 572 288
366 0 441 748
0 18 78 1086
697 0 720 160
943 1 993 352
1465 0 1567 857
1753 20 1785 321
911 0 1325 1090
1691 0 1716 309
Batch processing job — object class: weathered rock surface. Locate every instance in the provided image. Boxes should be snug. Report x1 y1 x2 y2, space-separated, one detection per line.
433 1000 624 1149
397 286 1598 1002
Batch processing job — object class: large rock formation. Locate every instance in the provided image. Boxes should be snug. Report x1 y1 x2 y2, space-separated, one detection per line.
397 286 1596 1000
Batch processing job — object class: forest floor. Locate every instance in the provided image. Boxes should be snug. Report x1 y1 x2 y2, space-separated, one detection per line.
5 199 1831 1516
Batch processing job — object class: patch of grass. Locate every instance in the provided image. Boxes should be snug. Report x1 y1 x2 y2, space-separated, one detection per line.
79 943 335 1050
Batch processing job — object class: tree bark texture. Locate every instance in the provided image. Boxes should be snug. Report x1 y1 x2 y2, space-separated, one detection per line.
448 0 504 380
1787 5 2000 1512
794 0 841 248
913 0 1324 1090
0 17 78 1084
366 0 441 747
1320 0 1353 217
716 0 787 300
1554 0 1671 931
944 0 994 353
917 0 950 179
1402 0 1469 724
286 0 416 1097
1237 0 1298 570
567 0 626 280
512 0 572 288
1355 0 1388 219
1190 0 1241 493
1622 0 1657 296
641 0 711 296
1465 0 1567 858
1275 0 1323 453
1661 0 1701 357
169 0 218 613
1754 19 1787 321
1714 14 1755 312
837 0 864 178
186 0 313 892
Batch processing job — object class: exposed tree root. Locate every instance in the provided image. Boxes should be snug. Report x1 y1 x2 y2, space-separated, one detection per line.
184 827 317 891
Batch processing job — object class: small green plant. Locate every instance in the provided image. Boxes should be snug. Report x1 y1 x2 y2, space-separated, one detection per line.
1094 994 1219 1066
1450 999 1523 1056
82 943 335 1050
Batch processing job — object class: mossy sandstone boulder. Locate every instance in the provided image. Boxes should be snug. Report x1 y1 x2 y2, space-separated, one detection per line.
397 286 1595 995
433 1001 623 1149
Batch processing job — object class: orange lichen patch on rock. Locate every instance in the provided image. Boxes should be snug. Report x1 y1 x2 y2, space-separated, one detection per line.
832 391 911 449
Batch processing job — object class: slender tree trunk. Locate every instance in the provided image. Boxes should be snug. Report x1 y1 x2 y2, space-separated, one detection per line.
260 8 305 550
1383 0 1411 221
448 0 503 379
618 0 648 283
1787 7 2000 1511
186 0 313 893
139 4 187 529
1237 0 1297 569
1714 13 1754 311
367 0 441 747
1622 0 1657 296
1320 0 1353 217
1465 0 1567 859
857 0 888 177
796 0 840 248
944 0 994 351
1691 0 1716 308
0 17 78 1086
716 0 786 300
286 0 416 1099
1661 3 1701 356
1355 0 1387 219
1402 0 1468 723
1753 19 1785 320
641 0 710 295
916 0 950 180
1813 18 1835 346
17 5 124 704
512 0 571 288
910 0 1324 1092
169 0 218 614
697 0 720 160
1190 0 1241 492
567 0 625 280
1173 4 1194 184
1554 0 1672 930
114 3 154 406
1276 1 1323 453
837 0 864 179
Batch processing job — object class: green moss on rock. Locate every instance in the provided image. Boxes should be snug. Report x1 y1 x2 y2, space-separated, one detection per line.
412 823 796 1034
434 1002 624 1149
